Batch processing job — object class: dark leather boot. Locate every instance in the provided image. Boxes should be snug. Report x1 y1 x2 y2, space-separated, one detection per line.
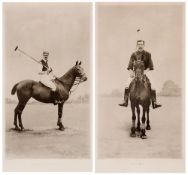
50 90 59 105
151 90 162 109
119 88 129 107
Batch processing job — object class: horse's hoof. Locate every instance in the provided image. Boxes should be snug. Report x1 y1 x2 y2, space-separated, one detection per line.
130 133 136 137
57 123 65 131
146 125 151 130
141 135 147 139
59 127 65 131
20 127 25 131
19 125 25 131
14 126 20 131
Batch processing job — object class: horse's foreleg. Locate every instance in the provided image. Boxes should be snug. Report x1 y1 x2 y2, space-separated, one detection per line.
136 106 140 131
141 108 147 139
57 103 65 131
130 103 136 137
146 108 151 130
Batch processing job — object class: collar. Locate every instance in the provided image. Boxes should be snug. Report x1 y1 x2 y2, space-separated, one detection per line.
42 58 48 62
136 50 145 54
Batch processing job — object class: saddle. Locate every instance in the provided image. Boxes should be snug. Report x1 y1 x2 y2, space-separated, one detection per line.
38 81 66 100
129 74 151 90
39 81 53 89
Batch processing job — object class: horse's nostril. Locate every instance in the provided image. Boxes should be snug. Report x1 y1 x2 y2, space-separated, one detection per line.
84 77 87 81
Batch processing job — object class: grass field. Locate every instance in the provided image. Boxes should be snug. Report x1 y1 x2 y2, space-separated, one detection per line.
97 96 184 159
5 103 91 159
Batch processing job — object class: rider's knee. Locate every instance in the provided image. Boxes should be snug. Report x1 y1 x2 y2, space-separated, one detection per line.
51 86 56 91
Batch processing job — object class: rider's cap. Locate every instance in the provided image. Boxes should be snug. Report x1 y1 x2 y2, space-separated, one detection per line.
43 51 49 56
137 40 145 45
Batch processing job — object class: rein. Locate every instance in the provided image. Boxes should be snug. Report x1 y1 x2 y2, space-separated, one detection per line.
55 77 84 94
70 77 85 94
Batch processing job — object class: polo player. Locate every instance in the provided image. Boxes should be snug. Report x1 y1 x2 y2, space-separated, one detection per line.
39 51 60 104
119 40 162 109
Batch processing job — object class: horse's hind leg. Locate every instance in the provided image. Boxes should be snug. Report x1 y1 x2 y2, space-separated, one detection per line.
146 108 151 130
14 110 19 130
130 104 136 137
140 108 147 139
15 102 27 131
18 113 24 131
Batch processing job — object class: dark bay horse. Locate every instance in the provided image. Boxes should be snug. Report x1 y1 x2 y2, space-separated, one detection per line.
11 61 87 131
129 60 151 139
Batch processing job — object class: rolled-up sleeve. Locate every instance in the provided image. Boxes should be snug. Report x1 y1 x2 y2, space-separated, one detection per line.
148 53 154 70
127 53 135 70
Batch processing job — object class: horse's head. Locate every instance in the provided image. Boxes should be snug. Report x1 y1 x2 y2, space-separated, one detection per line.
74 61 87 82
133 60 145 80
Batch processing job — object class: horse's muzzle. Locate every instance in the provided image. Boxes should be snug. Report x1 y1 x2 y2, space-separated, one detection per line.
81 73 87 82
82 76 87 81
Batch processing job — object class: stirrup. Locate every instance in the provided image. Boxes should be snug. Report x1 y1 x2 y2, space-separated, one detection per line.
55 100 63 104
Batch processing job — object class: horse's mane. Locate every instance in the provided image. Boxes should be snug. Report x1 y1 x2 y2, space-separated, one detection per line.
58 66 75 83
130 74 151 90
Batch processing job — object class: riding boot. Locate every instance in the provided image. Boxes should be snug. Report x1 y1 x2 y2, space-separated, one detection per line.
50 90 59 105
119 88 129 107
151 90 162 109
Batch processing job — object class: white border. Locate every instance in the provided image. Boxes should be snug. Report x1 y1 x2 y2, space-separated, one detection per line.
1 1 93 173
92 1 96 173
0 0 187 174
94 1 186 173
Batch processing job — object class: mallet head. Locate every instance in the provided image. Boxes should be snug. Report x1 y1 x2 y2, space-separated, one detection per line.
15 46 18 51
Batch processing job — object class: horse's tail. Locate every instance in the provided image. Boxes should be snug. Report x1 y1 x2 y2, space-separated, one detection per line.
11 83 19 95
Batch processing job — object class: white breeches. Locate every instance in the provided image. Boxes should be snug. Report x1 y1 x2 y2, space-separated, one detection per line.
125 72 155 89
40 73 56 91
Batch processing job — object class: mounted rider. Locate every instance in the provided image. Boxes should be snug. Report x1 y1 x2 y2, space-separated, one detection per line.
119 40 162 109
39 51 60 105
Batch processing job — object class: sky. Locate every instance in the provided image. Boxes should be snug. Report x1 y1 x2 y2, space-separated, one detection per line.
96 3 185 94
3 3 185 98
3 3 92 100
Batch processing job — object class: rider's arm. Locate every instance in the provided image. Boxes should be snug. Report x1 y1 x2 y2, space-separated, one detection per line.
127 53 135 70
47 67 53 74
147 52 154 70
38 61 43 75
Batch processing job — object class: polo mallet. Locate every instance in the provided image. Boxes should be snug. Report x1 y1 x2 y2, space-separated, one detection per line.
15 46 43 66
14 46 57 78
135 28 143 50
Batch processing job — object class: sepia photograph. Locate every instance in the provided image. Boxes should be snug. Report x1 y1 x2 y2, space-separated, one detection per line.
1 1 187 173
3 2 92 171
96 2 185 172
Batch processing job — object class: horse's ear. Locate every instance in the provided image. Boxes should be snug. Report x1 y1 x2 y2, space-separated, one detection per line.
79 61 82 65
76 61 78 65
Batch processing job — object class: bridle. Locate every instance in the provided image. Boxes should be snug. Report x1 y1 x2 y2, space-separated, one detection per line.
53 66 86 94
133 60 145 80
69 76 86 93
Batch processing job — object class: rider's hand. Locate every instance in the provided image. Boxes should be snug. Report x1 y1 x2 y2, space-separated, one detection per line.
145 68 150 75
47 67 52 74
129 70 134 78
